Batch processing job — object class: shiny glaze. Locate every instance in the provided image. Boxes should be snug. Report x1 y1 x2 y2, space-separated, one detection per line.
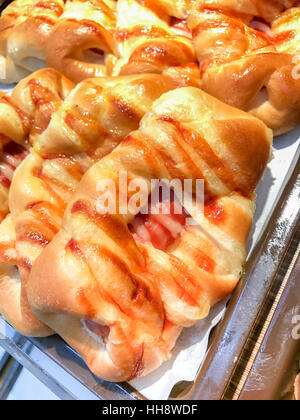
127 344 144 381
0 96 32 138
159 116 249 197
0 142 28 189
204 197 225 225
67 19 114 51
28 79 61 134
116 26 169 41
35 1 64 16
193 249 216 274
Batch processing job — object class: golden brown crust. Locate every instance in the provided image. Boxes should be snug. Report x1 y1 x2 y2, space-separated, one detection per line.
0 143 28 222
201 52 300 135
28 88 272 381
189 1 300 134
1 0 299 134
191 0 298 22
0 68 74 335
1 74 176 337
0 0 65 83
0 214 52 336
0 68 74 223
0 2 31 83
45 0 117 83
11 67 75 143
112 0 198 86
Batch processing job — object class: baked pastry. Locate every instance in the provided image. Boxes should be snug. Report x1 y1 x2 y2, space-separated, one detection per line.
9 67 75 143
189 1 300 134
0 67 74 335
272 6 300 54
0 0 29 83
27 87 272 381
0 0 65 84
0 73 176 336
112 0 200 86
0 89 30 150
1 0 299 133
45 0 118 83
0 68 74 222
0 142 28 222
0 213 52 335
1 0 201 87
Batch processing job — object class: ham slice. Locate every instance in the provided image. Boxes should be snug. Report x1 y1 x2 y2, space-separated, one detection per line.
129 194 188 251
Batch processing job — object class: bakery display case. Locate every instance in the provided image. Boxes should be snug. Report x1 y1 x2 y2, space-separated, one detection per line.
0 0 299 400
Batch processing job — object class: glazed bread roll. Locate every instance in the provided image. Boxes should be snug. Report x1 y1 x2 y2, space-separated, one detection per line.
189 1 300 134
0 213 52 335
112 0 200 86
10 67 75 144
189 0 298 21
0 73 176 336
0 68 74 222
0 142 28 221
272 6 300 54
1 0 299 135
27 88 272 382
0 68 74 335
0 0 29 83
0 90 31 150
45 0 118 83
0 0 65 83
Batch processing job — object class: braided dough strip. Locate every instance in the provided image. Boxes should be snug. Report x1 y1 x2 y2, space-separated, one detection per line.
0 68 74 221
111 0 201 87
189 1 300 134
190 0 298 22
45 0 118 83
0 214 52 335
0 80 33 210
27 87 272 381
0 73 176 336
0 0 65 83
0 68 74 335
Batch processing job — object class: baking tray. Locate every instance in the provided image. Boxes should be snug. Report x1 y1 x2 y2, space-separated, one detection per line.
0 152 298 400
0 347 9 372
230 232 300 401
0 0 299 400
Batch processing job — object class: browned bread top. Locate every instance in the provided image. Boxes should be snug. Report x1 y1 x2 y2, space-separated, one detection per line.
27 87 272 381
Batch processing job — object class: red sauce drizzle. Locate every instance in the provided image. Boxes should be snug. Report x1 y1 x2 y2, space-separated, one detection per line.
170 18 192 38
1 96 32 136
76 287 97 318
116 26 169 41
194 250 216 274
0 142 28 189
204 198 225 224
35 1 64 16
159 116 245 196
19 231 50 247
272 30 295 45
128 344 144 381
0 175 11 189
